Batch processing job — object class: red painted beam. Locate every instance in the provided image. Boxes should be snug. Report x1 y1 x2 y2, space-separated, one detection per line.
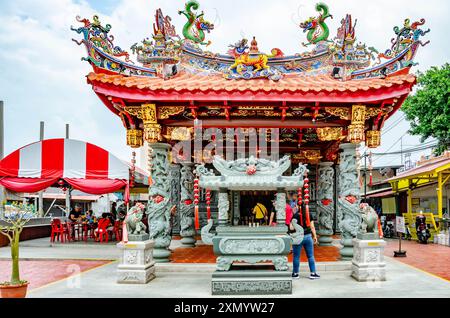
164 119 345 129
91 82 413 104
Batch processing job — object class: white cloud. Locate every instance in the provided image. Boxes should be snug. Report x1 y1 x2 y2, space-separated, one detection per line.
0 0 448 169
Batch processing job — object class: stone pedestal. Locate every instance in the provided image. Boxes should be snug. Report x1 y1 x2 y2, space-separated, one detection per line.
128 234 149 242
351 236 386 282
212 267 292 295
211 225 292 295
318 230 334 246
181 236 196 247
340 238 354 260
117 240 155 284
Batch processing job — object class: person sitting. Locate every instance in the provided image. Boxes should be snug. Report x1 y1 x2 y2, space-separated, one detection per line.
69 204 82 223
85 210 94 224
94 213 113 241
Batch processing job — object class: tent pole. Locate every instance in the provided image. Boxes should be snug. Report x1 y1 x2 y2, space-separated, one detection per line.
0 101 4 219
65 124 71 217
38 121 45 217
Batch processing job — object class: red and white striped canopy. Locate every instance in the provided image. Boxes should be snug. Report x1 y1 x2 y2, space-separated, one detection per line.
0 139 129 181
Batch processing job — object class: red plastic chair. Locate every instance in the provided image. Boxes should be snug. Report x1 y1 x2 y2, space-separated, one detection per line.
50 219 65 243
63 222 75 242
96 219 111 243
113 221 123 242
82 223 90 242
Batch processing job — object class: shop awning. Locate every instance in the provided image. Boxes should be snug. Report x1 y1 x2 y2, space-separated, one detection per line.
365 189 394 198
0 139 130 200
388 157 450 183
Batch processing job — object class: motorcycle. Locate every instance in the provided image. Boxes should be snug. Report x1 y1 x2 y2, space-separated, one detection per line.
404 225 412 240
416 214 431 244
382 221 395 239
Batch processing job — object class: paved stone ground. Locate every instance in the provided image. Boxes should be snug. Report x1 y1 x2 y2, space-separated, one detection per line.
170 244 340 263
1 237 449 298
0 259 111 290
384 239 450 281
24 258 449 298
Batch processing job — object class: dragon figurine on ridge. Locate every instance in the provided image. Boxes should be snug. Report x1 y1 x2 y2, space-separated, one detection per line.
178 0 214 46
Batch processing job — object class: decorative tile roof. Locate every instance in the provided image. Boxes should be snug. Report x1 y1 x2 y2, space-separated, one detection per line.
87 72 416 94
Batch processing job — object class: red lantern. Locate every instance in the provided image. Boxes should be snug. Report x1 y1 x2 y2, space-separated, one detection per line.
194 178 200 230
304 173 311 227
206 189 211 220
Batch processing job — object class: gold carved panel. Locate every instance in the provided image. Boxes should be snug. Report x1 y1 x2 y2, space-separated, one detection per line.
317 127 343 141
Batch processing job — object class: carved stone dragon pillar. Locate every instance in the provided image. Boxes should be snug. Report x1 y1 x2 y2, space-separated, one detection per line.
180 163 196 246
317 162 335 246
169 164 181 236
146 143 173 263
218 189 230 226
275 190 286 226
337 143 362 259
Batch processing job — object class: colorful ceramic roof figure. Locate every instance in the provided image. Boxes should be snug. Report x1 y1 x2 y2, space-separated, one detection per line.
178 0 214 46
300 2 333 46
249 37 260 55
71 1 430 162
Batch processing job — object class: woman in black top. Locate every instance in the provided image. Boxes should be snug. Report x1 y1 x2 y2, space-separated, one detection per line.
290 207 320 280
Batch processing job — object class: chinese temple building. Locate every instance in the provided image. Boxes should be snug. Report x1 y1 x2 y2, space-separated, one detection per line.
72 1 429 262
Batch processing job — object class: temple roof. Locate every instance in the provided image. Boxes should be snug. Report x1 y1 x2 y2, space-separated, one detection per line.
87 72 416 94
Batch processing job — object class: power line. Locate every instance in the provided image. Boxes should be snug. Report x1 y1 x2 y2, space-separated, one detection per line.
381 114 406 136
372 142 437 156
372 131 408 163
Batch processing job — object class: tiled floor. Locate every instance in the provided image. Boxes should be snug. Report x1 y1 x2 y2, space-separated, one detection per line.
170 244 340 263
384 239 450 281
0 259 111 290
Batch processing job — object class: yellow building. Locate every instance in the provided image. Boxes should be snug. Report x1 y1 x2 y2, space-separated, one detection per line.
388 152 450 240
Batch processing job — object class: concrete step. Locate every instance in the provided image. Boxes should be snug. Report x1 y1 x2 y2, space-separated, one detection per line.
155 261 351 273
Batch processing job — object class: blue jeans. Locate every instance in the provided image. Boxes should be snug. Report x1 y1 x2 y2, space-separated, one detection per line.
292 234 317 274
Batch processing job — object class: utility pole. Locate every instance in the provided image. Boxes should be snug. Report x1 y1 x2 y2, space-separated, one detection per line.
0 101 5 218
38 121 44 217
364 151 367 203
400 137 403 166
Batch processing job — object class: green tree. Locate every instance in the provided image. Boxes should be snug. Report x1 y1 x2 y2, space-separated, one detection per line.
402 63 450 155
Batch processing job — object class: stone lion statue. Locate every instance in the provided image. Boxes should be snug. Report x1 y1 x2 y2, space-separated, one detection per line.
125 202 147 235
360 203 379 234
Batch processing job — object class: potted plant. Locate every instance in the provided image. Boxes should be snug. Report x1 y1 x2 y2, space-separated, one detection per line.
0 202 34 298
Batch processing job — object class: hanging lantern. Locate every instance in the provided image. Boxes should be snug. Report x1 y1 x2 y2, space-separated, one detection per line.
58 179 67 192
366 130 381 148
206 189 211 220
144 123 162 143
194 178 200 230
347 124 365 144
130 151 136 188
297 186 303 215
348 105 366 144
304 172 311 227
126 129 144 148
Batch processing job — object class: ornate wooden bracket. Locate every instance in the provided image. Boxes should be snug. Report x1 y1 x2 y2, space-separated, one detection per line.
124 104 161 143
348 104 366 144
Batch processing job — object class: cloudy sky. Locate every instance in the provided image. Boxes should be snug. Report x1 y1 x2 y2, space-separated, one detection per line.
0 0 448 169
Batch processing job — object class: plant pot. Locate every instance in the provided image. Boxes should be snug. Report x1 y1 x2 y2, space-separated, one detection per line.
0 282 29 298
